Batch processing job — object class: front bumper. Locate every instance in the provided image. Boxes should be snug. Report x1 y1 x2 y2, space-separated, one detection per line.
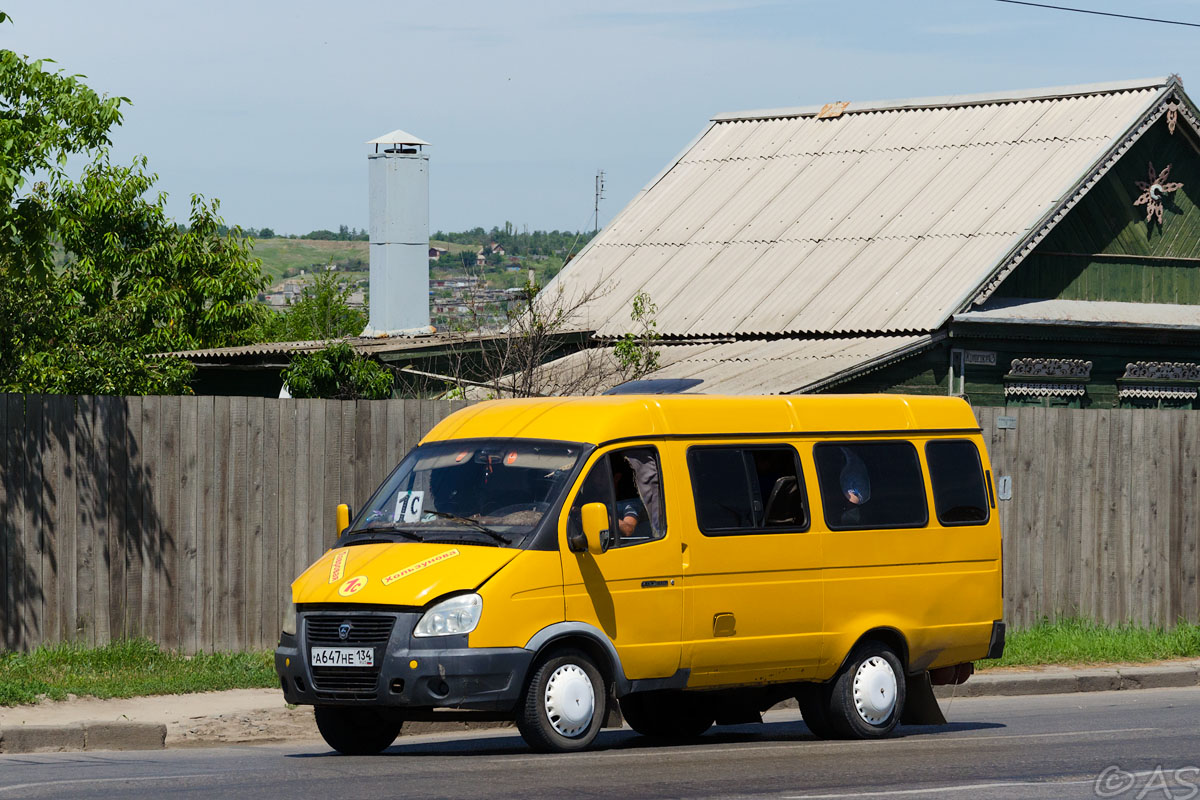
275 608 533 712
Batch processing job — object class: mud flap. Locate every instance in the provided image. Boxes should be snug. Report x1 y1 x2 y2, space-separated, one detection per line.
900 672 947 726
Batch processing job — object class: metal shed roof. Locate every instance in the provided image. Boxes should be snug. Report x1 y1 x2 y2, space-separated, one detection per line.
953 298 1200 331
366 128 431 146
547 78 1177 340
544 335 933 396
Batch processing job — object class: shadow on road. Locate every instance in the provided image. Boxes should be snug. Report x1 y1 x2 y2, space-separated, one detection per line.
285 718 1007 759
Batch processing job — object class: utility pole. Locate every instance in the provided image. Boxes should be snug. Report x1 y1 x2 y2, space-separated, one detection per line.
594 169 606 235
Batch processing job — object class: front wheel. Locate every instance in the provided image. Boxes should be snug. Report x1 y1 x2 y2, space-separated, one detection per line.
795 684 835 739
517 649 607 753
314 706 403 754
827 641 906 739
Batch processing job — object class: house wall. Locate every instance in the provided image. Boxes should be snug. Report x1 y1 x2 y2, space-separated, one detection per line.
996 117 1200 303
829 334 1200 408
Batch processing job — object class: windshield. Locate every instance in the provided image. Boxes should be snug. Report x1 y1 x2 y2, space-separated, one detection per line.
347 439 585 546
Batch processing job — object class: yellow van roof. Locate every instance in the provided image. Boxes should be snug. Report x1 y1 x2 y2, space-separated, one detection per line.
422 395 980 446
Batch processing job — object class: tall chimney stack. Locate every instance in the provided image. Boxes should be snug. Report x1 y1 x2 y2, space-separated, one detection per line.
362 128 431 335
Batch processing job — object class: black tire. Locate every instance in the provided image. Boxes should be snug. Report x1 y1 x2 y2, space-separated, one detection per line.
619 691 714 741
827 641 906 739
314 706 403 755
795 684 835 739
517 649 607 753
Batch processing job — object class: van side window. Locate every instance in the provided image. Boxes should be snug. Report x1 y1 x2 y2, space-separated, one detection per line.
688 445 809 535
925 440 990 526
567 446 665 548
814 442 927 530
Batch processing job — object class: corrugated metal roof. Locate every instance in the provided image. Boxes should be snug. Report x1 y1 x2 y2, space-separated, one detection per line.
159 329 592 362
542 336 933 396
953 298 1200 330
548 79 1173 340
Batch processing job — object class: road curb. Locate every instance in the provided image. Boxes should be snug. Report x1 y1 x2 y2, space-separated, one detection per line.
0 722 165 754
934 663 1200 699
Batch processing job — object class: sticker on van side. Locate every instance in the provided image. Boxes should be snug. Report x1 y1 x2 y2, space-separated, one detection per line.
382 549 460 586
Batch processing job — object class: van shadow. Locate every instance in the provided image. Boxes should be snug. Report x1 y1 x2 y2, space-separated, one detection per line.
286 718 1007 759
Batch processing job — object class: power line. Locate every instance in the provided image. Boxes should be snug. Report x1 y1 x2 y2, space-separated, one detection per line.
993 0 1200 28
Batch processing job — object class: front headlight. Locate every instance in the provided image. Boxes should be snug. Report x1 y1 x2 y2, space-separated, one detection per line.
414 594 482 637
281 595 297 637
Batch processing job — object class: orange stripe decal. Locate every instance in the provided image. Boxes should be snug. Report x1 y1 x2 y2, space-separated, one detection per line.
328 550 348 584
382 549 460 586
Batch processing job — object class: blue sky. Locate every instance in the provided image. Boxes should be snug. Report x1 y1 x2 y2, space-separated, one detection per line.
4 1 1199 234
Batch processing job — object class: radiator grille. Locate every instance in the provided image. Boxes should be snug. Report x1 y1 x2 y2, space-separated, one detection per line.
305 614 396 698
305 615 395 645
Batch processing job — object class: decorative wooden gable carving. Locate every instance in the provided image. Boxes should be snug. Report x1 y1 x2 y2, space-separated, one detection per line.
1117 361 1200 401
1133 162 1184 225
1004 357 1092 398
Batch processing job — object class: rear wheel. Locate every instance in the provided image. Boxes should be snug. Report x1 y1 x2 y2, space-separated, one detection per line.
517 649 607 753
619 691 714 741
314 706 403 754
827 641 905 739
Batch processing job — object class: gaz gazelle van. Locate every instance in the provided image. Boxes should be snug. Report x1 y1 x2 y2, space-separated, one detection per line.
275 394 1004 753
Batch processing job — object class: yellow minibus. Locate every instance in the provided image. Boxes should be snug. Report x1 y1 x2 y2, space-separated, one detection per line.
275 394 1004 753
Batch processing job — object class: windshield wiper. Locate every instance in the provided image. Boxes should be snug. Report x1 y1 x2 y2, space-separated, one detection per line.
423 510 512 545
343 525 425 542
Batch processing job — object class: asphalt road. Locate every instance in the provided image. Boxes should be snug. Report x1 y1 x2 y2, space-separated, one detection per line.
2 688 1198 800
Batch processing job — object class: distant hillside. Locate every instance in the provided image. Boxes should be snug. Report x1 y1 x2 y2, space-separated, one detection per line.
251 238 476 286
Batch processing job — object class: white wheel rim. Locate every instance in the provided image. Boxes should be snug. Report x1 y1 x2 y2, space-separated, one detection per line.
544 664 595 737
852 656 897 725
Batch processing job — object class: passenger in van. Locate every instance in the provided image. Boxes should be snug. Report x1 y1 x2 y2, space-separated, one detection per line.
838 447 871 526
613 459 648 540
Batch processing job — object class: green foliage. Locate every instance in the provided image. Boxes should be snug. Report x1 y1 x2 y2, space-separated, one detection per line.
614 290 661 380
432 226 595 259
301 225 368 241
0 639 275 706
282 341 394 400
0 33 267 395
977 617 1200 669
254 270 366 342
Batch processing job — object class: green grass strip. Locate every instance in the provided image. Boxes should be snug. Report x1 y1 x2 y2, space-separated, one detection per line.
0 639 276 707
978 617 1200 669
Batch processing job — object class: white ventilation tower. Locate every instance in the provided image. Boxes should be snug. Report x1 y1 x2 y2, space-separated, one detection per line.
362 128 431 336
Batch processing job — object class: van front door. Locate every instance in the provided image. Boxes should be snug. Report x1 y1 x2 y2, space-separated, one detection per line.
559 446 684 681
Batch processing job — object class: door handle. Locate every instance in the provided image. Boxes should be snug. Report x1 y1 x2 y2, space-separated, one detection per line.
641 579 671 588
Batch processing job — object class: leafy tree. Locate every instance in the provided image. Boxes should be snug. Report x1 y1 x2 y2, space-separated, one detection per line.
613 291 661 379
281 342 394 400
253 270 365 342
0 21 267 395
258 227 275 238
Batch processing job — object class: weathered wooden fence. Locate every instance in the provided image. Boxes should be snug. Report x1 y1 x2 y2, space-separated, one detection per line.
0 396 465 653
977 406 1200 630
1 397 1198 652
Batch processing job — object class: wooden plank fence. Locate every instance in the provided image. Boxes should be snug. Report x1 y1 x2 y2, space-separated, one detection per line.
976 406 1200 630
2 398 1199 652
0 395 465 653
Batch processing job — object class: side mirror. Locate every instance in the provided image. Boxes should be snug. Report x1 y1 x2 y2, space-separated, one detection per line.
336 503 351 538
581 502 611 555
